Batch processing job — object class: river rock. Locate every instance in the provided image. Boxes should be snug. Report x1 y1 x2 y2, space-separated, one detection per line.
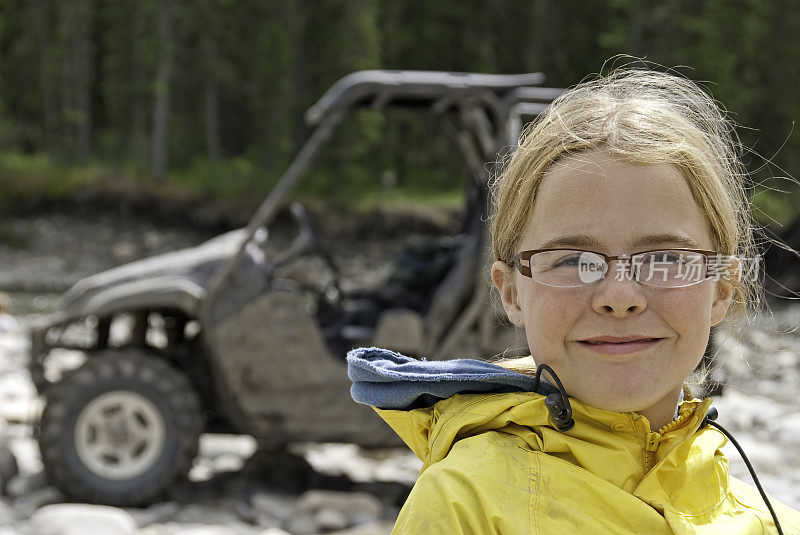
295 490 383 526
328 521 394 535
282 514 318 535
13 485 62 518
199 434 257 460
126 501 181 527
314 507 349 531
5 472 47 500
0 498 17 526
188 460 215 482
111 241 139 264
0 436 18 494
172 503 242 526
139 525 240 535
777 411 800 444
249 491 296 523
27 504 137 535
212 453 245 473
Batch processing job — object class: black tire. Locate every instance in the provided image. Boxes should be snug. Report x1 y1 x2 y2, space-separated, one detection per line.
38 349 203 506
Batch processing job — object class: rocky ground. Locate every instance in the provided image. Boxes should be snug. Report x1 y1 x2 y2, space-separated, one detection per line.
712 308 800 508
0 210 799 534
0 311 425 535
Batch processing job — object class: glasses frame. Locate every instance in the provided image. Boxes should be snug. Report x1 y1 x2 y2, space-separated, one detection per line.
509 247 723 288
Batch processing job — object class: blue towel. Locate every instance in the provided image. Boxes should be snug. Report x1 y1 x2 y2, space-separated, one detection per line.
347 347 557 410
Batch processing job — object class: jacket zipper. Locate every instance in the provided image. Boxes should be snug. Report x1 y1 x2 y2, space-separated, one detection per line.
643 430 661 472
641 405 694 473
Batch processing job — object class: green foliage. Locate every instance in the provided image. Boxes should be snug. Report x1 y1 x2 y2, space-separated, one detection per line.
0 222 29 249
171 156 272 199
751 185 800 226
0 0 798 225
0 152 105 210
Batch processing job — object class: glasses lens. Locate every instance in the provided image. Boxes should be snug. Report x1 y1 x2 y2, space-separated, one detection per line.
529 250 606 287
635 250 707 287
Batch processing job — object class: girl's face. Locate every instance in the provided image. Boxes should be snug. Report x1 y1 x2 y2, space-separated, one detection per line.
492 149 735 428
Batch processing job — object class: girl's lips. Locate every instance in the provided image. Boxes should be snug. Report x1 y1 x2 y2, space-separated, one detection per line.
577 338 663 355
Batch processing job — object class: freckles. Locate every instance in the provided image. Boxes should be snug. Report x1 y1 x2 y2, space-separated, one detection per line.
657 288 715 328
667 286 715 310
532 292 582 331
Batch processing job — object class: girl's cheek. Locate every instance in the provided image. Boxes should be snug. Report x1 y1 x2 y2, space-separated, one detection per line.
663 287 714 312
655 288 717 334
527 292 582 330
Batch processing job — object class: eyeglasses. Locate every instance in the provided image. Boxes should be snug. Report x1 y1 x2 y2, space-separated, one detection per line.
509 248 732 288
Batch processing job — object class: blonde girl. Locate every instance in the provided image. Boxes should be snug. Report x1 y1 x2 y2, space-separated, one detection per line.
348 69 800 534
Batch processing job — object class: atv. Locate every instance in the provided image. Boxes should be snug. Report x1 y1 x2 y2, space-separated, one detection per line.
28 70 562 505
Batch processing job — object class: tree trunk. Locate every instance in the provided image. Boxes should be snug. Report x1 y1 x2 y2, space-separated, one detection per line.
628 0 648 56
54 0 94 162
131 3 147 176
73 2 93 162
33 0 58 156
152 0 173 181
291 2 311 153
203 37 221 161
530 0 566 85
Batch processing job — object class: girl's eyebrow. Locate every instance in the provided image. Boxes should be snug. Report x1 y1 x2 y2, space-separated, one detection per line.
537 234 604 250
629 233 701 249
536 232 701 250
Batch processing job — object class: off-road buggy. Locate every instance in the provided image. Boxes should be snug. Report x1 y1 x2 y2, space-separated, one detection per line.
28 70 562 505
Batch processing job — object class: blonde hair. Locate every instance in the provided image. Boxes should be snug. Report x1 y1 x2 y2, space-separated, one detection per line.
490 69 759 321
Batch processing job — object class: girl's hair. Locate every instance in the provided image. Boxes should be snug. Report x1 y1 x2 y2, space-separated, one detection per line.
490 68 759 321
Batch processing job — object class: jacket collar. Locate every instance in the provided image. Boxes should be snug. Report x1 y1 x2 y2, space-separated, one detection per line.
378 391 725 516
349 348 727 516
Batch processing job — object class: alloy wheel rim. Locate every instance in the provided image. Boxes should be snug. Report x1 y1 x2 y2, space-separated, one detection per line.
74 391 167 480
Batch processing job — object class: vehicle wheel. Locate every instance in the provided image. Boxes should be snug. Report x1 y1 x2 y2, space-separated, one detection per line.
38 350 203 506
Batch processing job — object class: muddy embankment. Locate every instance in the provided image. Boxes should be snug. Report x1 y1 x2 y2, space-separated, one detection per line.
0 189 459 295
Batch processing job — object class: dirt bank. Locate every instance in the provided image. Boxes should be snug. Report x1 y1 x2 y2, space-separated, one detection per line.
0 191 459 295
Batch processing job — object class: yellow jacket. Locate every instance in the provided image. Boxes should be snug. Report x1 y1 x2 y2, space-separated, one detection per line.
376 392 800 534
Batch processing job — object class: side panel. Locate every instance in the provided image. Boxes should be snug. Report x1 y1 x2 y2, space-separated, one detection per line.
207 289 399 446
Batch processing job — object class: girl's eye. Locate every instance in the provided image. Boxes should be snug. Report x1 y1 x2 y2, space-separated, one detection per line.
551 253 582 269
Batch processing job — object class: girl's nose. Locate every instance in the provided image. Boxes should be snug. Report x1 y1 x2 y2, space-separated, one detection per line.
590 265 648 317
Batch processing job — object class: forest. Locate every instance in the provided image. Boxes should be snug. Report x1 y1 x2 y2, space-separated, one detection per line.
1 0 799 220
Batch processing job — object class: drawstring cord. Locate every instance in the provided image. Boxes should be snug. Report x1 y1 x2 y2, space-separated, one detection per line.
532 364 575 432
532 364 785 533
702 407 785 535
533 364 784 533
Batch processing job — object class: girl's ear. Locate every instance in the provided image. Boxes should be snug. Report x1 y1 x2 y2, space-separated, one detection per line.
491 260 525 328
710 256 740 326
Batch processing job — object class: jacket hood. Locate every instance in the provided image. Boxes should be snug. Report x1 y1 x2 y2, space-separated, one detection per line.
347 346 558 409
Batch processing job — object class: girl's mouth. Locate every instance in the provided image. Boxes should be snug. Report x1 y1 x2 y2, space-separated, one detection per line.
577 337 664 355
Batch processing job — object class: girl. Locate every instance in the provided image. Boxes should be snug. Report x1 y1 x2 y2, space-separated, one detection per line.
347 69 800 533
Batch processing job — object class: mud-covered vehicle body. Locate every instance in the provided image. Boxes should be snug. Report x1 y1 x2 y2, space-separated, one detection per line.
28 70 562 505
